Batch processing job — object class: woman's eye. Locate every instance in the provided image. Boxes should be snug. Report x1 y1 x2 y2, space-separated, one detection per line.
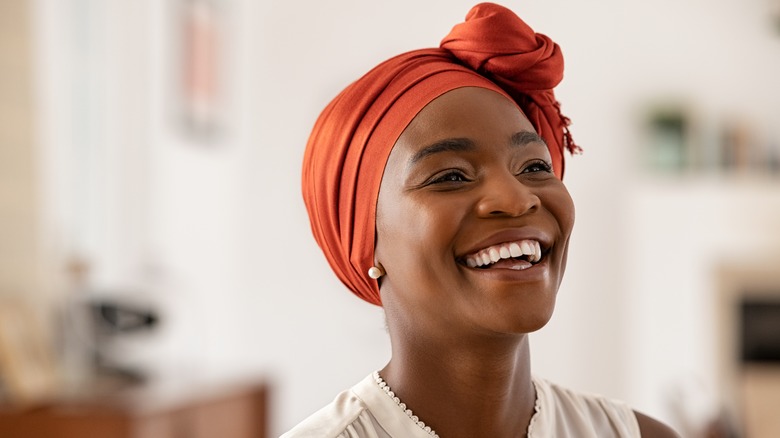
521 160 553 174
431 171 469 184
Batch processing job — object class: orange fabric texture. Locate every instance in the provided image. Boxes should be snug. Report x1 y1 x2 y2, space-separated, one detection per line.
302 3 578 306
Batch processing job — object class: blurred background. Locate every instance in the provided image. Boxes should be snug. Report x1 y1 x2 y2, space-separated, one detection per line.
2 0 780 436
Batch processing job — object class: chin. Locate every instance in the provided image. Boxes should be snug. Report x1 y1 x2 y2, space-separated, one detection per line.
481 301 557 335
510 315 554 335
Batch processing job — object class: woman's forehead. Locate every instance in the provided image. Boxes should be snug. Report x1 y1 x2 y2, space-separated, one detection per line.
394 87 536 154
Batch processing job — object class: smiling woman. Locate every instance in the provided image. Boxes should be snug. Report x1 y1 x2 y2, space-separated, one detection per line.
287 3 679 438
376 87 574 339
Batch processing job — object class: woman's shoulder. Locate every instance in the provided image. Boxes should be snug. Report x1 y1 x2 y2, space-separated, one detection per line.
634 411 682 438
532 377 680 437
280 375 381 438
280 389 366 438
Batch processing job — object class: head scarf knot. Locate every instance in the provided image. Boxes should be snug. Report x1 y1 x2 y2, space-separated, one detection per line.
442 3 581 163
302 2 578 306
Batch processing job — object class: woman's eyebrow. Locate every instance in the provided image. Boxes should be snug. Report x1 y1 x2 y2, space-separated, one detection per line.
408 131 545 166
511 131 547 147
409 137 476 165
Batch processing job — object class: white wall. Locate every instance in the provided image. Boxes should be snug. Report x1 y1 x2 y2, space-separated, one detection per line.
30 0 780 435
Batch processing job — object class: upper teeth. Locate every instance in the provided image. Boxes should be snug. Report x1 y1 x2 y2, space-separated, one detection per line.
464 240 542 268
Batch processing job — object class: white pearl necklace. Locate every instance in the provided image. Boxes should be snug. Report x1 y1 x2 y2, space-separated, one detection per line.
373 371 440 437
373 371 543 438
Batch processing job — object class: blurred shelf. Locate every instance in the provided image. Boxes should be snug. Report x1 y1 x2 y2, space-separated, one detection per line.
0 378 268 438
630 172 780 197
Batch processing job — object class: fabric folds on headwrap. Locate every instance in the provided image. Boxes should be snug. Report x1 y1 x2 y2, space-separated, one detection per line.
302 2 577 306
442 3 581 173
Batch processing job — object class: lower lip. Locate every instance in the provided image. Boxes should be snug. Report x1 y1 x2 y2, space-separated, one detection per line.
460 257 550 282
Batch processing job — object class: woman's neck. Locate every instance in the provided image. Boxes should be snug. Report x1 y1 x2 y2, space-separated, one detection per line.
380 333 536 438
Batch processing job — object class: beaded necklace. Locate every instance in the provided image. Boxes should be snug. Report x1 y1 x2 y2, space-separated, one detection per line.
373 371 440 437
372 371 542 438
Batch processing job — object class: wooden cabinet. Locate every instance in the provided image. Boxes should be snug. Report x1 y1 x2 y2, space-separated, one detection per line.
0 380 268 438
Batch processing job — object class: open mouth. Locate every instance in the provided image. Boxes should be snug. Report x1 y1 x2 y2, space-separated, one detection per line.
459 240 545 270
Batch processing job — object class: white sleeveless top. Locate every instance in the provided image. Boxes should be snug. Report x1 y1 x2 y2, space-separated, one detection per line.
281 373 641 437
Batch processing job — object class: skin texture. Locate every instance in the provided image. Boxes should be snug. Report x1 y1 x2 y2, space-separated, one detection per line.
374 87 679 437
637 412 683 438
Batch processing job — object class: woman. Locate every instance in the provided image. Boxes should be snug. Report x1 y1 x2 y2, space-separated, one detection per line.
287 3 679 437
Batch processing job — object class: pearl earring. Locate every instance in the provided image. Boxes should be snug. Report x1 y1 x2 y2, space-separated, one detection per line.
367 265 385 279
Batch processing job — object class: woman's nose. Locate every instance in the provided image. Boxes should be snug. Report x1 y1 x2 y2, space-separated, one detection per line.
475 171 540 218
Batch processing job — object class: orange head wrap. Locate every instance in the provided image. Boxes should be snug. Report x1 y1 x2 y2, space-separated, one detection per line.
302 3 579 306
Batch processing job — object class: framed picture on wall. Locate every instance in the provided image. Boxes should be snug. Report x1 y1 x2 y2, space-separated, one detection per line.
176 0 224 141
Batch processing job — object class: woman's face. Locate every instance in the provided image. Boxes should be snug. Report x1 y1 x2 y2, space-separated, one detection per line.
375 87 575 337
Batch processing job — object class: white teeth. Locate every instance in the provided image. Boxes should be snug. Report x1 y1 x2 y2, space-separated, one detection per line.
509 242 522 257
463 239 545 268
